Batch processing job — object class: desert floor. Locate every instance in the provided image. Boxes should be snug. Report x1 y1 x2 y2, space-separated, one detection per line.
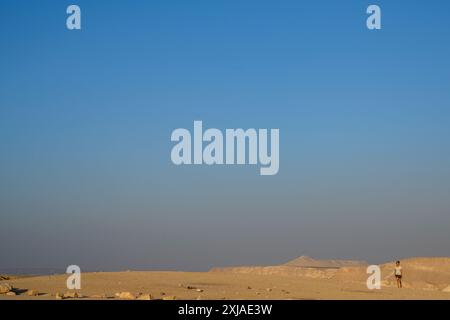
2 257 450 300
1 270 450 300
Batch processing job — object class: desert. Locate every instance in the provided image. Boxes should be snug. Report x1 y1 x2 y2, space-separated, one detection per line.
1 256 450 300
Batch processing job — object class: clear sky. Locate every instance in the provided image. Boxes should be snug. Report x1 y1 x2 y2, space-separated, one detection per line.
1 0 450 272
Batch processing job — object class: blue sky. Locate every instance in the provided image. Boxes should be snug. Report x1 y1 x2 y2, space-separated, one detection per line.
1 1 450 272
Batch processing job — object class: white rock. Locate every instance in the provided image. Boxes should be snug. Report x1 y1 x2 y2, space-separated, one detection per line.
116 292 136 300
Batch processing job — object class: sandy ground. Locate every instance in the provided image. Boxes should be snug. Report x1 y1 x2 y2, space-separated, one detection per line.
0 270 449 300
1 257 450 300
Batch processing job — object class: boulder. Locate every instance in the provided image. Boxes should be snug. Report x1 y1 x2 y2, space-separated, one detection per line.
116 292 136 300
63 291 81 299
137 294 153 300
0 283 12 294
26 289 39 296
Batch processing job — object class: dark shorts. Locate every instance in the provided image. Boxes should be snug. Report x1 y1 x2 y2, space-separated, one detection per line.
395 275 402 279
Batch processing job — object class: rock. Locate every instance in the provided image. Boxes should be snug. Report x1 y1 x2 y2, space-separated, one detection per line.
162 295 176 300
63 292 81 299
0 283 12 294
137 294 153 300
180 284 198 290
55 293 64 300
160 292 166 296
266 288 272 292
6 291 16 296
196 296 202 300
443 285 450 293
247 286 252 290
195 289 204 293
26 289 39 296
116 292 136 300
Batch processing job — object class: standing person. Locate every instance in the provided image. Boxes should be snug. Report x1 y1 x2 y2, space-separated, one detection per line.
394 261 403 288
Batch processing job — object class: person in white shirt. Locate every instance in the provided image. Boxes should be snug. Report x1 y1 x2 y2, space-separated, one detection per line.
394 260 403 288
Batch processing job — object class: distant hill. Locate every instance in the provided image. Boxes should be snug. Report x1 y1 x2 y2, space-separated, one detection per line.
283 255 367 269
209 255 368 278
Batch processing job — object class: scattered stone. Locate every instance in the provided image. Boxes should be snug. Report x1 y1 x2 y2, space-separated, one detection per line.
55 293 64 300
137 294 153 300
195 289 204 293
180 284 198 290
6 291 16 296
26 289 39 296
0 283 12 294
116 292 136 300
266 288 272 292
162 295 176 300
247 286 252 290
63 292 82 299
